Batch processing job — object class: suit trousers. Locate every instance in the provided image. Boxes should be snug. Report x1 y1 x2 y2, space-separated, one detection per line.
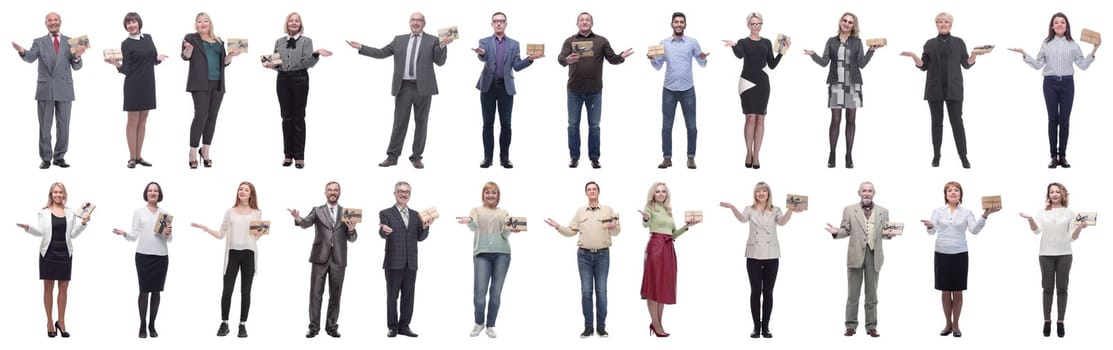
480 80 513 161
37 100 72 162
388 81 431 161
385 268 418 330
927 100 967 157
846 248 879 330
308 258 346 332
190 80 225 148
1039 254 1072 321
277 70 310 160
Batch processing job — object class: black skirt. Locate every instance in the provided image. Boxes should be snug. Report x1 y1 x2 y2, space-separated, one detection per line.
135 253 169 292
39 254 72 281
934 251 969 291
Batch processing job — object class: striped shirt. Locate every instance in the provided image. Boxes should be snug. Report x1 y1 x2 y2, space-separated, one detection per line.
273 35 321 72
1022 36 1095 76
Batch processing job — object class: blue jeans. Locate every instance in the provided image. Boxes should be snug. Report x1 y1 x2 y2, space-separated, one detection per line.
473 253 511 327
567 90 602 161
1043 76 1075 157
576 248 610 327
662 87 698 158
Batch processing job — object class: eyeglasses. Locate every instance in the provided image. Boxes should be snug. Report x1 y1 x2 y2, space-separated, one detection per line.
396 190 411 194
492 19 506 24
749 22 763 26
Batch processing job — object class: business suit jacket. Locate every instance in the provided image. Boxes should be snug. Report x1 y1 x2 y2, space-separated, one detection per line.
810 36 874 85
919 34 974 101
19 34 83 101
378 206 429 270
474 35 533 95
832 203 890 272
181 33 230 92
25 207 87 257
358 32 447 97
295 204 358 267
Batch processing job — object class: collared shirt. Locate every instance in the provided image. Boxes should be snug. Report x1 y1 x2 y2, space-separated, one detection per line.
397 205 410 228
556 204 622 249
403 33 423 80
1023 36 1095 76
492 35 507 78
327 205 339 223
927 206 986 254
650 35 707 91
128 33 142 41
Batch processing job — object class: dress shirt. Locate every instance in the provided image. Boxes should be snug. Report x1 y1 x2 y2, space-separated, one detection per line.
327 205 339 223
398 205 410 228
127 206 172 256
274 35 321 72
641 204 688 238
557 204 622 249
492 35 507 79
1032 207 1079 256
926 206 986 254
1023 36 1095 76
650 35 707 91
467 206 512 255
403 33 423 80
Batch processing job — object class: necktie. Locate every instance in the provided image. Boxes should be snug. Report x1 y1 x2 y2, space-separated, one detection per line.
52 35 60 54
286 37 297 49
329 207 336 222
407 34 419 78
401 207 410 228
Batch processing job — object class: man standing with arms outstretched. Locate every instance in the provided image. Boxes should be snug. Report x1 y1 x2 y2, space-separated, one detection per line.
289 181 358 338
13 12 85 169
825 182 897 337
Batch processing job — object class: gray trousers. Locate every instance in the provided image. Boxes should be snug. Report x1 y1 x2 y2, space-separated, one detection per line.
1039 254 1072 321
387 81 431 161
37 100 72 162
846 248 879 330
308 259 346 332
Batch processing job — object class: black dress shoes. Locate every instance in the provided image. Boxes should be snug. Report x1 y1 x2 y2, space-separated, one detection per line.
139 325 147 338
40 161 51 169
931 155 941 167
237 324 248 338
596 327 608 337
306 329 318 338
387 329 398 338
379 158 398 167
135 158 152 167
500 160 514 169
52 159 70 168
579 326 594 338
411 159 425 169
1057 322 1065 337
827 152 836 168
217 322 230 336
569 159 579 168
397 329 418 337
591 159 601 169
480 159 493 168
1043 321 1051 337
326 329 341 338
1048 156 1060 169
1059 155 1071 168
960 156 971 169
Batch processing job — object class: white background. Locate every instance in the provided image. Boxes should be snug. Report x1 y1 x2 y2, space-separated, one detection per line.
3 0 1110 349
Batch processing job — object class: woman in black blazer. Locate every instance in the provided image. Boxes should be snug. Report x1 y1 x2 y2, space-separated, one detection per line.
804 13 880 168
181 12 239 169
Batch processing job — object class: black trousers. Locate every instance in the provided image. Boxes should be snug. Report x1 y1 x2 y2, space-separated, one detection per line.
277 70 310 160
385 268 417 331
480 80 514 161
746 258 779 326
221 249 256 322
927 100 967 157
190 80 224 148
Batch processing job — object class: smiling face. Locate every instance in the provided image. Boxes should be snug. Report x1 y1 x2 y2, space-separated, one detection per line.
45 13 61 34
50 184 66 206
653 184 669 204
237 184 252 204
577 13 593 33
840 14 855 34
286 13 302 36
483 187 499 208
585 183 600 202
195 14 212 36
935 16 952 35
858 183 875 206
146 183 161 204
126 19 140 35
410 12 426 34
945 185 962 205
325 182 341 205
1048 184 1064 206
1052 16 1067 36
394 183 411 207
671 15 686 36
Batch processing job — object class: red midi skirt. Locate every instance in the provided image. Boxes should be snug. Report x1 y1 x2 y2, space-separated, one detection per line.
641 233 677 304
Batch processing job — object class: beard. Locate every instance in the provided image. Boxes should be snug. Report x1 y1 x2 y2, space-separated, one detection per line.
673 28 684 36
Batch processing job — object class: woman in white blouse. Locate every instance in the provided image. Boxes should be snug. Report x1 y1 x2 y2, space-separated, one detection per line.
1007 13 1099 168
16 182 89 338
1018 182 1088 337
921 181 999 338
190 181 265 338
112 182 173 338
456 182 521 338
720 182 800 339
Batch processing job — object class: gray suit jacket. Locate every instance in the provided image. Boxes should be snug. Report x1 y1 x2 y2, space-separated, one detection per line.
295 204 358 266
474 35 533 95
378 206 429 270
19 34 83 101
832 203 890 272
358 32 447 97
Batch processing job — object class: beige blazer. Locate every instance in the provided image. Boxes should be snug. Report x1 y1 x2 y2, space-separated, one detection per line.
832 203 890 271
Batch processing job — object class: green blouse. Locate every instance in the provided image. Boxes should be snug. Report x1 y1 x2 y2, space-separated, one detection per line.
642 204 688 238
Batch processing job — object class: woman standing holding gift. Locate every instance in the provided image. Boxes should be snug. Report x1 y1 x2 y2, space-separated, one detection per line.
456 182 521 338
639 182 698 337
182 12 239 169
1018 182 1089 337
16 182 88 338
111 182 173 338
106 12 168 168
723 12 786 169
1007 13 1099 168
264 12 333 169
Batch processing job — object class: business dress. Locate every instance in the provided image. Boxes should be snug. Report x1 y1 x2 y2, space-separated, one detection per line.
181 33 230 148
25 208 87 280
119 34 160 111
810 36 874 109
475 35 534 162
733 38 782 115
919 34 975 160
378 205 430 332
271 35 321 161
358 33 447 162
18 33 83 163
295 204 358 333
831 202 889 331
640 204 688 305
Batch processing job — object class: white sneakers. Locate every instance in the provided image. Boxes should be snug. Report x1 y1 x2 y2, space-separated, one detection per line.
470 324 498 338
485 327 498 338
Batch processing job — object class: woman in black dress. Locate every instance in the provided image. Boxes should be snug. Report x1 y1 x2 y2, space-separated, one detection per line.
17 182 89 338
724 12 786 169
107 13 168 169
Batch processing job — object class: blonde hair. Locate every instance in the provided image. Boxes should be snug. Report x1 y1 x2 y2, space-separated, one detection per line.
481 182 501 208
747 12 763 24
643 182 672 216
1045 182 1069 210
195 12 221 42
45 182 68 209
935 12 953 23
285 12 303 36
750 182 773 211
838 12 860 37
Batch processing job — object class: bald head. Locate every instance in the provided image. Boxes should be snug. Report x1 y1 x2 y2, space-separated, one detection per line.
409 12 426 34
45 12 61 34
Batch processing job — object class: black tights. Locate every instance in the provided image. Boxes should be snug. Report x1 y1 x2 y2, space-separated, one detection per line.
139 292 161 327
746 258 779 329
829 108 857 155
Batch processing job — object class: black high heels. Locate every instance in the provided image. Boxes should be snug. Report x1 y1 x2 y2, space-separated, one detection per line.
200 149 212 168
827 152 836 168
56 321 69 338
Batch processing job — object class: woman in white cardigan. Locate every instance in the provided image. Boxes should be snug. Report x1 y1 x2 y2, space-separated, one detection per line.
16 182 89 338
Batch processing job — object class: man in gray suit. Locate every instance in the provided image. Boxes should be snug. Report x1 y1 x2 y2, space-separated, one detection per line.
472 11 543 169
289 181 358 338
377 181 433 338
825 182 897 337
13 12 85 169
347 12 453 169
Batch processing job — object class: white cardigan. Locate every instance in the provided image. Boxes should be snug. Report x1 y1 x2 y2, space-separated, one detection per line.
25 207 88 257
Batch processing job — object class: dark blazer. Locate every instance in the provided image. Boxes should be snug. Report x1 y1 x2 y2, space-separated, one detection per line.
18 34 83 101
295 204 358 266
919 34 973 101
475 35 533 95
358 32 447 97
181 33 230 92
809 36 874 85
378 206 429 270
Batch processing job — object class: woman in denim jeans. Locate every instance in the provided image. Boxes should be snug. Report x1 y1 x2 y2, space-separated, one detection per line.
456 182 522 338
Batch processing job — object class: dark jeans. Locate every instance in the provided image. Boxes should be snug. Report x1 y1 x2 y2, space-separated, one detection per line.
473 253 511 327
480 80 514 161
576 248 610 327
746 258 779 326
1043 76 1075 157
190 80 224 147
662 87 697 158
277 70 310 160
1039 254 1072 321
221 249 256 322
567 89 602 161
927 99 966 157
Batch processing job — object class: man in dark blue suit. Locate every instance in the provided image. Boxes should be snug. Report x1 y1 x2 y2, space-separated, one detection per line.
472 12 543 169
378 181 435 337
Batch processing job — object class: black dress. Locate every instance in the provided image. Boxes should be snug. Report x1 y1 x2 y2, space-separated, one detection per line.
733 38 783 115
39 215 72 281
120 34 159 111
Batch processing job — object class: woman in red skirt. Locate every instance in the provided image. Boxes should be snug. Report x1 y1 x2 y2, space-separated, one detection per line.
639 182 699 337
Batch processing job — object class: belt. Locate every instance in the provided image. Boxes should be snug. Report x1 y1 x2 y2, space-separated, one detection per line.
402 79 417 83
1044 75 1073 81
579 247 608 253
493 78 505 84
